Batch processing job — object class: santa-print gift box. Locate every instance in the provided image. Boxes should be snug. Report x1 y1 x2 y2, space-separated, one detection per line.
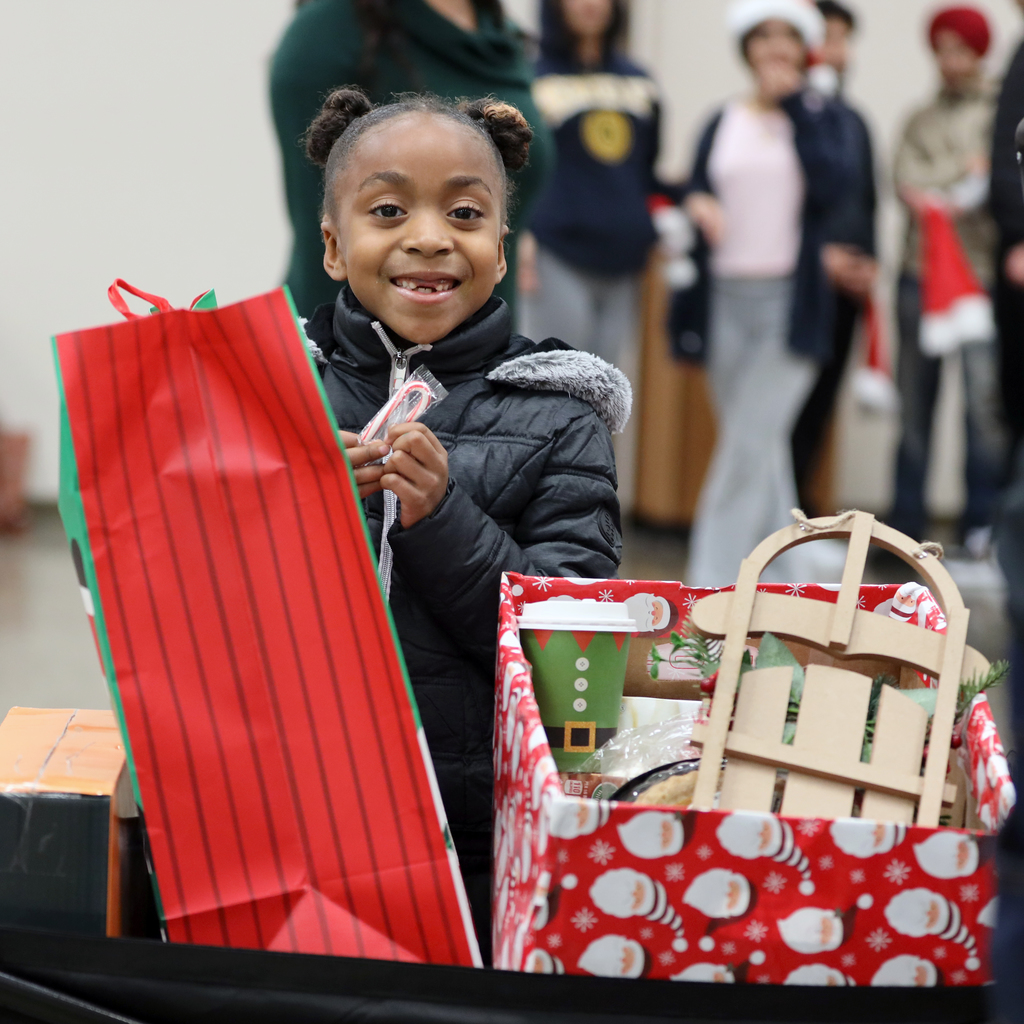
493 573 1011 987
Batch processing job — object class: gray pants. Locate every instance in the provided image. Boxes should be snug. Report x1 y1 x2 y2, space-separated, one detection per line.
688 276 817 586
519 245 641 512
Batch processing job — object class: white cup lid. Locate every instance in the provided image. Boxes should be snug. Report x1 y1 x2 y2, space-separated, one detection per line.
517 599 636 632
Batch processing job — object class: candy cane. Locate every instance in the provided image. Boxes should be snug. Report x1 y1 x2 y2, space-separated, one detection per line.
359 378 436 445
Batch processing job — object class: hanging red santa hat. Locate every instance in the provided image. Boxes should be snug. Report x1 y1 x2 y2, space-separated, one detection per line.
918 201 995 357
852 294 899 413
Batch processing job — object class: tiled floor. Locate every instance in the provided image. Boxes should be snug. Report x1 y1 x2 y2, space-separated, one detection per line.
0 509 1013 739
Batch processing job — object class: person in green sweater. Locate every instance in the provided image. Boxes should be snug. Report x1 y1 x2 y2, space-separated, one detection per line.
272 0 553 317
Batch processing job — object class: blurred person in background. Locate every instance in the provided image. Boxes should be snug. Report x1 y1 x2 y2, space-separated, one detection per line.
682 0 852 586
890 5 1006 557
990 0 1024 456
518 0 673 515
791 0 878 517
271 0 553 318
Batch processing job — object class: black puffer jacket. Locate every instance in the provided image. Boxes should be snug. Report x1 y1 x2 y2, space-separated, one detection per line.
305 287 627 832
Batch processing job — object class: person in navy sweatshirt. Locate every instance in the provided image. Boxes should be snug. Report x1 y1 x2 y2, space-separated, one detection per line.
518 0 672 514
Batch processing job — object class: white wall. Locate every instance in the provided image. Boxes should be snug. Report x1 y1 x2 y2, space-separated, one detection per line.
0 1 296 500
2 0 1020 515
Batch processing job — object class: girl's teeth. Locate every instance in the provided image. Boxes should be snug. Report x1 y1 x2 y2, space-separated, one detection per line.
397 279 454 292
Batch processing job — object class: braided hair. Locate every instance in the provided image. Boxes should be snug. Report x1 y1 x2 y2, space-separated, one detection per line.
304 87 532 219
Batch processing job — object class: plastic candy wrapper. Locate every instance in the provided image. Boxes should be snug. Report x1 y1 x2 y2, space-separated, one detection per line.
611 760 700 807
358 367 448 464
577 710 700 783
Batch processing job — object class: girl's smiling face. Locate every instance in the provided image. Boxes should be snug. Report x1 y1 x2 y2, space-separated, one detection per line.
321 112 508 345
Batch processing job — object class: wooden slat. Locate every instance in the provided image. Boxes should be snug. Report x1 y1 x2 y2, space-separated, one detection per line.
691 559 760 811
692 591 963 679
862 684 928 823
781 666 871 818
719 667 792 812
918 608 970 826
828 514 874 649
692 727 958 805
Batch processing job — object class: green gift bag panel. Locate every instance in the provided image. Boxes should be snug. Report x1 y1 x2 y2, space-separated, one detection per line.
518 600 635 772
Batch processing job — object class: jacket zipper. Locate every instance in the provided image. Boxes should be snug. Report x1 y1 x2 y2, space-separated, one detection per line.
370 320 432 397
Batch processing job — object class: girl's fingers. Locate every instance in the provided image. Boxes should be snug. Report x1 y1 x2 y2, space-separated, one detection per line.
383 450 434 491
340 430 391 467
387 421 447 457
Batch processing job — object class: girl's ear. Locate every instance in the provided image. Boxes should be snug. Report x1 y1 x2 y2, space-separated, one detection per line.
322 219 348 282
495 223 510 284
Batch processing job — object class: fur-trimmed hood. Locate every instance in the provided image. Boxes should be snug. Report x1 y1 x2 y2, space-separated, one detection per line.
485 348 631 435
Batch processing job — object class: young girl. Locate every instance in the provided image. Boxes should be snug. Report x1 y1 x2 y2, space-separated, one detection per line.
301 87 629 958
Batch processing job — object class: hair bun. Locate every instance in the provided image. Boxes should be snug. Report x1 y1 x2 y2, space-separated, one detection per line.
460 98 532 171
304 87 373 167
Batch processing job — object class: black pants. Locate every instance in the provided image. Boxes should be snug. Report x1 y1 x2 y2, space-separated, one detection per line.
451 829 492 966
792 290 859 515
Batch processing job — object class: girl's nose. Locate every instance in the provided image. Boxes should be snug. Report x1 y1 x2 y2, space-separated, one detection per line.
400 213 454 257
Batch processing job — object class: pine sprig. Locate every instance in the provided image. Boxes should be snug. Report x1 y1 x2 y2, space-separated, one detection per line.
957 660 1009 720
664 620 722 679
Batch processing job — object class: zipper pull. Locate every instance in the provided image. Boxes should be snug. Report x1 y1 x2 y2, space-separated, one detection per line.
391 353 409 396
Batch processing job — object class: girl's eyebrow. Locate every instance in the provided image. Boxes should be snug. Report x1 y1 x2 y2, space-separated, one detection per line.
358 170 410 191
446 175 491 194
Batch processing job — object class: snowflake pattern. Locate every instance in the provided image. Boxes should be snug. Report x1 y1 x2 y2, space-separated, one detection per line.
818 855 834 870
744 919 769 942
796 818 823 837
557 849 570 864
684 593 698 610
756 974 772 984
588 840 616 866
959 883 980 903
720 941 737 956
598 589 615 603
658 950 676 966
696 844 714 860
640 927 654 940
841 953 856 968
787 584 806 597
533 577 553 592
933 946 946 960
572 907 598 932
547 933 562 949
951 970 967 985
883 859 911 886
665 863 685 882
850 868 866 884
865 928 892 952
763 871 787 895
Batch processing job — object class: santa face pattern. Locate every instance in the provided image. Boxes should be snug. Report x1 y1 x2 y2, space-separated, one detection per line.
618 811 686 859
494 574 1006 986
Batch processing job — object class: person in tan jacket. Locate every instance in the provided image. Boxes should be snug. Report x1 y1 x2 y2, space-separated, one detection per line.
890 5 1006 556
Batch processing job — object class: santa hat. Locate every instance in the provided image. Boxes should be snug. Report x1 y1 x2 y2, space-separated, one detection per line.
918 202 995 357
853 295 899 413
727 0 825 48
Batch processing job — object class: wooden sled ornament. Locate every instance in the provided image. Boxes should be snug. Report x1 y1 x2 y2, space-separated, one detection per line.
688 511 989 828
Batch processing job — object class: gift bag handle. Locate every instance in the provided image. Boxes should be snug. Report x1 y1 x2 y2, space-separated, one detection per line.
108 279 174 320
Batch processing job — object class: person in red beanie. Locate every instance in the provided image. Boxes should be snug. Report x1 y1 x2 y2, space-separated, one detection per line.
889 4 1007 557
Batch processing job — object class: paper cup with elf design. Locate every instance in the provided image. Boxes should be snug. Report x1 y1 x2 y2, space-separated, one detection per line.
518 600 635 771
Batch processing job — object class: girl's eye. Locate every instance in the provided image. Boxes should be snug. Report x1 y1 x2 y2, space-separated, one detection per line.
371 204 404 219
450 206 481 221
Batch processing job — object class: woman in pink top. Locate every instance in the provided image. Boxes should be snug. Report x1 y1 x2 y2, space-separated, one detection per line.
680 0 852 586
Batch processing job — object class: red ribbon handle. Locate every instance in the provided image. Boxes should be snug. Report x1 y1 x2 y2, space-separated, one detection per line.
107 279 174 320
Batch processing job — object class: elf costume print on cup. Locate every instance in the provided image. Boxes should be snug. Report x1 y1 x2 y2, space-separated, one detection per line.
518 601 635 771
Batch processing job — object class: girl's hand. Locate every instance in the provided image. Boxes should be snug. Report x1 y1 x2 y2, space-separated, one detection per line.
684 192 726 248
340 431 391 499
381 422 449 528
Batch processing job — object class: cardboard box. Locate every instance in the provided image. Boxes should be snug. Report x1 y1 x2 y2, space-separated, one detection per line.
0 707 152 937
494 576 1010 986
